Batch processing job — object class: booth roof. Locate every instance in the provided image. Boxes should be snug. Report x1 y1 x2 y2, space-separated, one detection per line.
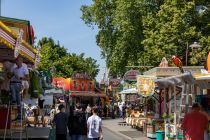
120 88 138 94
155 72 210 89
68 92 106 97
154 73 195 88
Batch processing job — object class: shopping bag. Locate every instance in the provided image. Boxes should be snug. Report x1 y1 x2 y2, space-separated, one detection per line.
48 128 56 140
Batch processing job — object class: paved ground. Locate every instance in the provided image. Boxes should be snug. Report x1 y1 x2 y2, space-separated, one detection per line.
102 118 150 140
0 118 150 140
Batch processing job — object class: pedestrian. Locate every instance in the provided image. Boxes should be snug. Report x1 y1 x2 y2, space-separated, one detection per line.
103 104 107 118
181 103 208 140
49 105 56 126
87 106 103 140
38 95 45 126
53 104 68 140
118 103 123 118
68 103 87 140
86 104 92 120
122 103 126 119
98 105 102 118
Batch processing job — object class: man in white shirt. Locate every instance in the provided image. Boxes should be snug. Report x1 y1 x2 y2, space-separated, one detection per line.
87 106 102 140
10 57 29 120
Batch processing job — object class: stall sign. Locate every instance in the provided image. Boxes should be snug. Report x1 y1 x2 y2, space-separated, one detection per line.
52 77 71 91
72 73 92 80
109 79 121 88
123 70 140 81
137 75 156 97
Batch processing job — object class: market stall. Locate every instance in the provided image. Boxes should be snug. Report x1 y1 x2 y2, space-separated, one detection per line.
155 72 210 140
52 73 107 107
0 17 38 139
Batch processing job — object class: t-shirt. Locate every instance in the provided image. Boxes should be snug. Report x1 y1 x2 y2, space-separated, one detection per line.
87 115 102 138
54 112 68 134
182 111 208 140
11 64 29 82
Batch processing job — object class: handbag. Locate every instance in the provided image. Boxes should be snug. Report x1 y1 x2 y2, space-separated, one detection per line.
48 128 56 140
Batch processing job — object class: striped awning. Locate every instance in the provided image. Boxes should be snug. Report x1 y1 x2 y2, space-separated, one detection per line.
68 93 106 97
0 21 37 63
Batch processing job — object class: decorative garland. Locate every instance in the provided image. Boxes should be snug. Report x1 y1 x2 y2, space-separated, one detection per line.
0 21 37 54
0 38 35 62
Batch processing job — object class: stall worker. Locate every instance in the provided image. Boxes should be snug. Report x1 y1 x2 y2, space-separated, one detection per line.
9 57 29 120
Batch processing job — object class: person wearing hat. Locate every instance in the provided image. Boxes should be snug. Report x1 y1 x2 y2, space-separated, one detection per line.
54 104 68 140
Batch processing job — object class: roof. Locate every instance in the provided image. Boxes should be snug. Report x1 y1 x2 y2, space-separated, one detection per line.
0 21 37 63
68 92 106 97
144 66 204 77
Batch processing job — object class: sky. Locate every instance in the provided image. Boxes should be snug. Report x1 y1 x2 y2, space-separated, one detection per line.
1 0 105 81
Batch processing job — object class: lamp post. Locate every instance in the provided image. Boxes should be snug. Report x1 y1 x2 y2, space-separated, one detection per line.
186 42 202 66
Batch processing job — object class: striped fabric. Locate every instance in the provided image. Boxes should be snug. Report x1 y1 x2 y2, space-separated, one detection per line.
0 27 36 60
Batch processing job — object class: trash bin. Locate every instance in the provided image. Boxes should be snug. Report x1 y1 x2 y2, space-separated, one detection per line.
156 130 165 140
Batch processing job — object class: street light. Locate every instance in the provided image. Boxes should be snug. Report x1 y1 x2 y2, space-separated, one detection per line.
189 42 202 49
186 42 202 66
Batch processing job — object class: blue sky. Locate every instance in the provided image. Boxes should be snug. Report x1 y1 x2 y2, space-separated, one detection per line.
1 0 105 81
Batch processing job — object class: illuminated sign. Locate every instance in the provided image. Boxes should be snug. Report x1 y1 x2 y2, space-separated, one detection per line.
137 75 156 97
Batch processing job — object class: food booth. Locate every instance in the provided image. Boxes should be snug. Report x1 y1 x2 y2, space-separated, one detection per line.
52 73 107 108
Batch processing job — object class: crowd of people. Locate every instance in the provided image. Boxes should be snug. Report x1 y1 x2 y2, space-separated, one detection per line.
53 103 103 140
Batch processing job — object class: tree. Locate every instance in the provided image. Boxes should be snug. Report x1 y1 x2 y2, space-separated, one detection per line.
143 0 210 66
38 37 99 78
81 0 210 77
81 0 144 77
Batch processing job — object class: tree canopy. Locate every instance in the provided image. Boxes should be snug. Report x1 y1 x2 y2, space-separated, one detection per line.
81 0 210 77
38 37 99 78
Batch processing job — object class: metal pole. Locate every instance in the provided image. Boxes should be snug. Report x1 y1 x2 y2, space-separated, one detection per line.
186 41 189 66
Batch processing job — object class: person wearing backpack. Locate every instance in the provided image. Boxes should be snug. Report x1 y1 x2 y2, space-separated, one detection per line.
68 103 87 140
87 106 103 140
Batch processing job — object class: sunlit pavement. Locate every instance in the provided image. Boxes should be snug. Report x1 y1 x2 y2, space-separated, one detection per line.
102 119 150 140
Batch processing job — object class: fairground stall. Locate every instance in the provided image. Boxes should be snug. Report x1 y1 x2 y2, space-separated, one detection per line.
155 72 210 140
120 70 140 104
147 67 209 139
52 73 107 108
132 66 210 139
0 16 38 139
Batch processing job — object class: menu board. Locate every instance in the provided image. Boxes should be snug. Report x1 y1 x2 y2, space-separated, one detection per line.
137 75 157 97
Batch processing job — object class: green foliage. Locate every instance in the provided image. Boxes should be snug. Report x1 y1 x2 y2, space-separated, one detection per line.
38 37 99 78
29 70 42 98
81 0 210 77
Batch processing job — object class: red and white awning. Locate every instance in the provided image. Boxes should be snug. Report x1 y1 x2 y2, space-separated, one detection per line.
0 21 37 63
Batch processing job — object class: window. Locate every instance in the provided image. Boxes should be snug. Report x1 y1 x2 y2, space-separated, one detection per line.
89 82 92 90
